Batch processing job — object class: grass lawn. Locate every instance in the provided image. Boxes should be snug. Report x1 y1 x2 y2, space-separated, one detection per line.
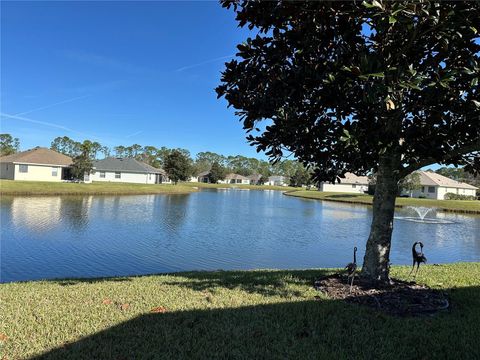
1 263 479 359
0 180 196 196
285 190 480 213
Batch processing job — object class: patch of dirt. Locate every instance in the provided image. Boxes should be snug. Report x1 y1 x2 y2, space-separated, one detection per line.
314 274 449 317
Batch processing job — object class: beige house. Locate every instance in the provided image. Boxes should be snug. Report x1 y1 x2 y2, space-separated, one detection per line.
266 175 288 186
0 147 73 182
403 171 477 200
318 172 369 194
219 173 250 185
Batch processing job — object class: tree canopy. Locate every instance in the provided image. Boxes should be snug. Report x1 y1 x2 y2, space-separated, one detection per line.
0 134 20 156
217 1 479 182
164 150 192 184
216 0 480 282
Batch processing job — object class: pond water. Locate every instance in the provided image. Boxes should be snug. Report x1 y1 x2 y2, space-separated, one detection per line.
1 189 479 282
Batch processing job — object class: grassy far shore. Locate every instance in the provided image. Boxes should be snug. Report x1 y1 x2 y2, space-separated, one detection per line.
1 263 479 359
0 180 196 196
0 179 297 196
1 180 478 213
286 190 480 213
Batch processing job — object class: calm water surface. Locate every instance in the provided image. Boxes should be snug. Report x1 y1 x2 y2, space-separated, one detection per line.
1 189 479 282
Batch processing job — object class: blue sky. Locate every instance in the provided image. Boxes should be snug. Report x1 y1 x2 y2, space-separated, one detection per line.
1 1 260 157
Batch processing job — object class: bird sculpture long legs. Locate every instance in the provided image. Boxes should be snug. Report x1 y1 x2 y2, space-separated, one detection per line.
345 246 357 293
409 241 427 279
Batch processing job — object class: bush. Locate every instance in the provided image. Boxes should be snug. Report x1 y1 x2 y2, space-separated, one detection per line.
444 192 476 200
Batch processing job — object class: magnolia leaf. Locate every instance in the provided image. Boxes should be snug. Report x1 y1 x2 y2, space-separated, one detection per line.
472 100 480 108
389 16 397 24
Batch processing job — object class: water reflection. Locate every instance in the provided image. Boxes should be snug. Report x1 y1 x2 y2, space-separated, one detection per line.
1 191 479 283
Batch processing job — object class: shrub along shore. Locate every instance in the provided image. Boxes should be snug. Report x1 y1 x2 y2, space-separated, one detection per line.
285 190 480 214
1 263 479 359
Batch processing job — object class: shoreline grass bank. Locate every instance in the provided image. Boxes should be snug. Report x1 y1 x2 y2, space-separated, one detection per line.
1 263 479 359
0 180 296 196
285 190 480 214
0 180 196 196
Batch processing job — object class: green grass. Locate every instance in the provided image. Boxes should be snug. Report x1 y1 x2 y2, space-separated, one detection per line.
286 190 480 213
1 263 479 359
0 180 196 196
186 181 299 191
0 180 297 196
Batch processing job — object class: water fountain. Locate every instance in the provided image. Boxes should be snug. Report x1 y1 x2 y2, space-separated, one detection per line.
394 206 455 224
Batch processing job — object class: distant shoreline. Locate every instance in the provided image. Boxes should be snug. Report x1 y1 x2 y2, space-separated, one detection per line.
284 190 480 214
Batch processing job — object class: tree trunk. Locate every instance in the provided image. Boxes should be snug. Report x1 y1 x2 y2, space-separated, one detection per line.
361 154 400 283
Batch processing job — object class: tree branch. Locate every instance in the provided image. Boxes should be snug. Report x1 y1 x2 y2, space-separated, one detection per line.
399 140 480 178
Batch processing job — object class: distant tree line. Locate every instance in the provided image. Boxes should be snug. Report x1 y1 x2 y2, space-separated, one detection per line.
3 133 476 190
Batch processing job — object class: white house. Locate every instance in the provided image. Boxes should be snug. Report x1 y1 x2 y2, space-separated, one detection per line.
403 171 477 200
0 147 74 182
318 172 369 193
266 175 288 186
219 173 250 185
91 157 169 184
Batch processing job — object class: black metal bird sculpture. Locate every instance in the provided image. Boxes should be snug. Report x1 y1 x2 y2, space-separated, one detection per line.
409 242 427 278
345 246 357 293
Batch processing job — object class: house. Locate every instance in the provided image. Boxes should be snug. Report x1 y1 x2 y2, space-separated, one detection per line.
91 157 169 184
219 173 250 185
402 171 477 200
266 175 288 186
248 174 263 185
318 172 369 193
0 147 74 182
196 171 211 183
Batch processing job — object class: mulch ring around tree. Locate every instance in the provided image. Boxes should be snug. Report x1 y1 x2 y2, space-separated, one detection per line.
314 274 449 317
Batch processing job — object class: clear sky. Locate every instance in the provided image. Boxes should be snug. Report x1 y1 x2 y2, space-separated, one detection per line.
0 2 447 170
1 1 260 157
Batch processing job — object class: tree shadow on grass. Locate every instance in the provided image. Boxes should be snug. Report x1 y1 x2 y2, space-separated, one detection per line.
50 276 133 286
29 283 480 360
162 269 334 298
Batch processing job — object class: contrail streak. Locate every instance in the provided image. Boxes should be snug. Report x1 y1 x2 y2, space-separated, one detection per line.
14 95 91 116
175 54 234 72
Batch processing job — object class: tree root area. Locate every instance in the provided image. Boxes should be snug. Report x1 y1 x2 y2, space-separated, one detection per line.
314 274 449 317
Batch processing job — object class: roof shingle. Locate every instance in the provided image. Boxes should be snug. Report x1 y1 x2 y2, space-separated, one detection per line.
0 147 73 166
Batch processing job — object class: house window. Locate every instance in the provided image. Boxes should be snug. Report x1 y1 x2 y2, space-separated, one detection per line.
115 172 121 179
422 186 425 193
52 167 58 176
149 174 152 180
352 184 356 188
100 171 106 178
428 186 435 193
19 164 28 173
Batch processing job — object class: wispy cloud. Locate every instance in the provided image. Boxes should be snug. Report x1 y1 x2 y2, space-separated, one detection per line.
125 130 143 138
0 112 93 138
14 95 91 116
174 54 234 72
61 50 149 75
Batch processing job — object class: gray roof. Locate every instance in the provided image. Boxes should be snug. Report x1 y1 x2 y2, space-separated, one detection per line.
93 157 165 174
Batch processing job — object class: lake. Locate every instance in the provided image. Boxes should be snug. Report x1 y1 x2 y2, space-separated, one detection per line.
1 189 479 282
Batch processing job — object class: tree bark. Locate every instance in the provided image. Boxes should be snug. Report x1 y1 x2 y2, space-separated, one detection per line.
361 153 400 283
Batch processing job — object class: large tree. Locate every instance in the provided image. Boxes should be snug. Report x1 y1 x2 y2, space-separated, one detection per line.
217 1 480 283
164 150 192 184
0 134 20 156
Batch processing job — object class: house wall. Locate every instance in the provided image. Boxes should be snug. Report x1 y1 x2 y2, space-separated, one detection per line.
406 186 476 200
319 182 368 193
0 163 15 179
91 171 153 184
13 163 63 182
219 179 250 185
